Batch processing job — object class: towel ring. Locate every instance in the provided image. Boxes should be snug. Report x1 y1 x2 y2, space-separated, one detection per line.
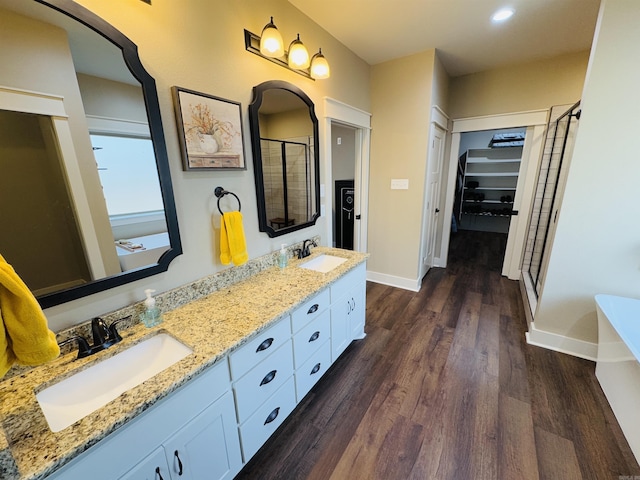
214 186 241 215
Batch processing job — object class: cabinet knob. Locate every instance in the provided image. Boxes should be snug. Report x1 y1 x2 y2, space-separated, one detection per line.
310 363 321 375
307 304 319 315
260 370 277 386
308 331 320 342
264 407 280 425
256 337 274 352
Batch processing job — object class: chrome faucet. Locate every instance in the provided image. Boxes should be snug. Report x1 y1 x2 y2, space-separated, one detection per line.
297 239 318 259
59 316 129 359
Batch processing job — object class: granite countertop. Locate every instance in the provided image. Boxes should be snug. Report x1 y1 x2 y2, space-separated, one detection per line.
0 247 368 480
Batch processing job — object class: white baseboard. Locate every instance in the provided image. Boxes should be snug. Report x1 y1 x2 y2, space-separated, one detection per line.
366 270 421 292
526 321 598 361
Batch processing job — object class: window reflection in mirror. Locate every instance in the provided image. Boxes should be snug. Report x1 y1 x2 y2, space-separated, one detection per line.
91 134 170 272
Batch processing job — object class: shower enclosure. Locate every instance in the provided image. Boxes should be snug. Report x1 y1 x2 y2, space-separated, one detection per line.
260 136 313 230
521 101 581 301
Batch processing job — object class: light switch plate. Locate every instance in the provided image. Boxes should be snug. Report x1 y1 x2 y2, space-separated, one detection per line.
391 179 409 190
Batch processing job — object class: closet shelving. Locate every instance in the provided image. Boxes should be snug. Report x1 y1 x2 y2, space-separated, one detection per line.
455 147 523 232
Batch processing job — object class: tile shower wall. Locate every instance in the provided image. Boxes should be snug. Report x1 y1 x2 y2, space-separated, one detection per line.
262 136 313 227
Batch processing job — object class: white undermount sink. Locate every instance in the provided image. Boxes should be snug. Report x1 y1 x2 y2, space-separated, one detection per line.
36 333 192 432
299 254 347 273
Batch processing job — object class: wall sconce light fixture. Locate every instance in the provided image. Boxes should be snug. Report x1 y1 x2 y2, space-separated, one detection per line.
287 34 310 69
259 17 284 58
310 49 330 79
244 18 330 80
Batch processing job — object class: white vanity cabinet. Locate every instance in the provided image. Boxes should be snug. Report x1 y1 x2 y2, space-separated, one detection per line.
119 391 239 480
229 320 297 462
330 263 366 361
289 285 333 402
42 259 368 480
46 361 242 480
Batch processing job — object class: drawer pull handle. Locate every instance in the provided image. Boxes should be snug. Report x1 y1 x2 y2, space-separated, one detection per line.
174 450 183 476
308 331 320 342
310 362 321 375
307 303 319 315
264 407 280 425
156 467 164 480
256 337 274 352
260 369 277 386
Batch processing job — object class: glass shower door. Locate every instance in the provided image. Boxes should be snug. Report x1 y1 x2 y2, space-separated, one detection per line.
521 101 581 297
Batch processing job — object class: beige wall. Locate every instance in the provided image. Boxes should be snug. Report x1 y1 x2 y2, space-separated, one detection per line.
534 0 640 345
77 74 148 123
35 0 370 330
368 50 436 282
448 50 590 119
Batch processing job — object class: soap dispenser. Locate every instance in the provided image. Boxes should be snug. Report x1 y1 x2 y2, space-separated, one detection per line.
278 244 288 269
141 288 163 327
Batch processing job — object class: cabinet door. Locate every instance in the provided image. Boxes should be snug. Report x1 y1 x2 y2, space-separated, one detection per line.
120 447 169 480
162 391 242 480
331 280 366 362
330 294 352 361
349 280 366 339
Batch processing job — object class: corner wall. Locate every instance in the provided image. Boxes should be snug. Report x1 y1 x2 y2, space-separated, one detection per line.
534 0 640 348
367 50 436 288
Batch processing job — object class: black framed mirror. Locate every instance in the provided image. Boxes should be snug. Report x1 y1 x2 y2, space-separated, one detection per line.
248 80 320 237
0 0 182 308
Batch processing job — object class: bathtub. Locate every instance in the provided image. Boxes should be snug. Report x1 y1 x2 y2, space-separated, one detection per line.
595 294 640 463
116 232 170 271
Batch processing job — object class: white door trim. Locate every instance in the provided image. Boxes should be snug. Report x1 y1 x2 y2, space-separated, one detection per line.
418 106 449 281
441 109 549 270
323 97 372 252
0 85 110 279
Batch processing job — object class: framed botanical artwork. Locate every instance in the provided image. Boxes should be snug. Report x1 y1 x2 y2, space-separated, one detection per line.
172 86 246 171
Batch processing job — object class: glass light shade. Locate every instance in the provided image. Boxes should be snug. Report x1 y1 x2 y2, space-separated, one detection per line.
288 34 310 69
260 17 284 57
310 49 330 79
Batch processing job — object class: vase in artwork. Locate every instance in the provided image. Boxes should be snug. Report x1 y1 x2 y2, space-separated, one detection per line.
199 134 219 154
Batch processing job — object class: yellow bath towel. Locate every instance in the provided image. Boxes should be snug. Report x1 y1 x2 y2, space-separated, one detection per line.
220 211 248 266
0 254 60 378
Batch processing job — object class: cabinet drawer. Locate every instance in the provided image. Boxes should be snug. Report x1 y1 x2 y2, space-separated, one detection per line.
233 340 294 423
295 340 331 401
330 263 366 302
291 288 330 333
238 377 297 462
228 318 291 380
292 310 330 368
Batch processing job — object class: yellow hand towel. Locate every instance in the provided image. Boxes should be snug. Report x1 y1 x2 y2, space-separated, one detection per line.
0 254 60 378
219 211 248 266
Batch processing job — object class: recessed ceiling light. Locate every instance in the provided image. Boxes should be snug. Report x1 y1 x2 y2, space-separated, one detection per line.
492 7 515 22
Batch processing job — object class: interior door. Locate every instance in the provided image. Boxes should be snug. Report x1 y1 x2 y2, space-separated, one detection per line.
420 123 446 277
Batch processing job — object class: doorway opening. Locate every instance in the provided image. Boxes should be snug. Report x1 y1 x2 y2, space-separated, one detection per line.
331 123 357 249
441 110 549 280
323 98 371 254
450 127 525 266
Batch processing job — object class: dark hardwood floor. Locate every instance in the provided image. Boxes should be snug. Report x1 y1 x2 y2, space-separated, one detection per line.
236 230 640 479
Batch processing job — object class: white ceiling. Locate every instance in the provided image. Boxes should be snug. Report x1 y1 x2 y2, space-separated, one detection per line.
288 0 601 77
